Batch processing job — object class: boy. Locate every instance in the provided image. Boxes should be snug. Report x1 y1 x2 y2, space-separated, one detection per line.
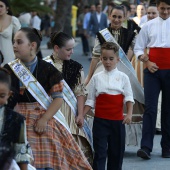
84 42 134 170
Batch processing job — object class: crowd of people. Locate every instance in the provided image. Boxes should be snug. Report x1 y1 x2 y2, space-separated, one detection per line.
0 0 170 169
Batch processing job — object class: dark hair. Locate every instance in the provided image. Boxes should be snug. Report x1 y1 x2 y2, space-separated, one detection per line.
84 5 90 9
19 27 42 51
95 2 101 7
156 0 170 5
101 42 119 55
121 1 131 12
107 1 116 7
50 32 73 48
0 145 15 170
0 68 11 89
110 5 125 16
0 0 12 15
149 3 157 7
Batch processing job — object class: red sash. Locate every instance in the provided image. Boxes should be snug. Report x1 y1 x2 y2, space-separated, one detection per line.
95 94 124 120
149 48 170 69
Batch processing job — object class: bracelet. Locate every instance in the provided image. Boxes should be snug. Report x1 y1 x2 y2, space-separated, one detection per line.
138 55 149 62
143 57 149 62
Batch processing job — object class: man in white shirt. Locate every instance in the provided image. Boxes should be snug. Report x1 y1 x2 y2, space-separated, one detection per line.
18 12 31 28
31 11 41 30
134 0 170 160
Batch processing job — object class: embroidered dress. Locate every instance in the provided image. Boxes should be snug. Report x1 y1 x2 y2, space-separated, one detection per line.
51 56 93 165
4 58 92 169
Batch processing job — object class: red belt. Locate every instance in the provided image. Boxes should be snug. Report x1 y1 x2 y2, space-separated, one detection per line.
149 48 170 69
95 94 124 120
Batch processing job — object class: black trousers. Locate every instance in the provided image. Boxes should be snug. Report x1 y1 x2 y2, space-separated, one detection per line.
93 117 125 170
141 69 170 151
80 34 89 54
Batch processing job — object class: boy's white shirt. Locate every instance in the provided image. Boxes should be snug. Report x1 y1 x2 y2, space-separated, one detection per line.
85 67 134 108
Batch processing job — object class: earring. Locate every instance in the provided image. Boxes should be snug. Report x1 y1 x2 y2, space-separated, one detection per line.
30 49 34 57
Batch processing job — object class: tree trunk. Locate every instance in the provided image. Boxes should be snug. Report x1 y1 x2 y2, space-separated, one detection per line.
53 0 73 36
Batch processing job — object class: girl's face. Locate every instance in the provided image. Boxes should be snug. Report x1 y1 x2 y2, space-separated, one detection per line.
0 82 11 107
55 39 75 60
13 31 36 62
0 1 8 16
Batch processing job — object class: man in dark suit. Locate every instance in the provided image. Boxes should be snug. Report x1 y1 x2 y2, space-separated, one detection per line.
87 3 108 52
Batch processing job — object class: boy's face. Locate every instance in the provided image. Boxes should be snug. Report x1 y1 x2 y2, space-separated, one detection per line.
101 49 119 72
0 82 11 106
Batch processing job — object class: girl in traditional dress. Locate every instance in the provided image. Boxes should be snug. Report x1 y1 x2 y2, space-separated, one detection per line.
4 27 92 170
0 68 33 170
44 32 93 164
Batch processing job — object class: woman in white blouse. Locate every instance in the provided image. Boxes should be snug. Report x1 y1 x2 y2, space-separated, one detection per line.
0 0 21 66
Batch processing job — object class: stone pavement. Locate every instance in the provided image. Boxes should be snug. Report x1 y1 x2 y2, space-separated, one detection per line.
41 36 170 170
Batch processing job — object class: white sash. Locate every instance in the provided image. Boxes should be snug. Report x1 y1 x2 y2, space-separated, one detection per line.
8 59 70 132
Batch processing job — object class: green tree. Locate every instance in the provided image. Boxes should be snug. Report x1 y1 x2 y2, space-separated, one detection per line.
9 0 52 16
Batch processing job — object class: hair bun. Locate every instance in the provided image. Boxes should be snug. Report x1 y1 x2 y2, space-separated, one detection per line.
32 28 42 41
50 31 61 44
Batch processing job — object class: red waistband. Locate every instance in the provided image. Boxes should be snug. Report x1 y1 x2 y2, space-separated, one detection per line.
149 48 170 69
95 94 124 120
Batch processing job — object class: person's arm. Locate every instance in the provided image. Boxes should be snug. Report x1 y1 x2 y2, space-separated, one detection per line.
78 76 96 127
18 163 28 170
34 97 63 134
85 57 100 85
134 24 148 59
75 95 85 128
123 101 133 124
122 75 134 124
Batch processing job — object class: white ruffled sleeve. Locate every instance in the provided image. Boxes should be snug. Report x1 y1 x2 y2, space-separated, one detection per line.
14 121 33 163
73 69 87 97
12 16 21 34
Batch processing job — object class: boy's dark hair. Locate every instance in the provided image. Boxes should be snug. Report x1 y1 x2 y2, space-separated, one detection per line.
156 0 170 5
0 68 11 89
101 42 119 55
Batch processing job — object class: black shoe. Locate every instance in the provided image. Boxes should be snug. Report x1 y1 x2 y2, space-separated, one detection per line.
137 147 151 160
162 149 170 158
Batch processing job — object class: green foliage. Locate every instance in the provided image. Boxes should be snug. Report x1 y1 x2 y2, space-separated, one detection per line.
9 0 52 16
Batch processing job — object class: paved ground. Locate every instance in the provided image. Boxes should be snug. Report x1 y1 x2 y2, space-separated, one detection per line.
41 36 170 170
